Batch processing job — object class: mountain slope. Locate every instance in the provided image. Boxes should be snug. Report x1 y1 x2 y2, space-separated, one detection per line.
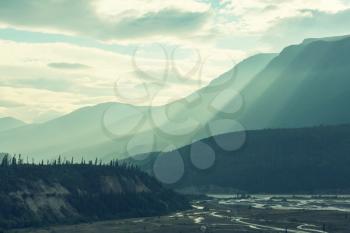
136 124 350 193
0 53 276 160
2 35 350 160
237 37 350 130
0 117 26 132
178 53 278 126
302 34 350 45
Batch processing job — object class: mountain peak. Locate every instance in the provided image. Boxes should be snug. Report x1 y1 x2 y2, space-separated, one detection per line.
302 34 350 45
0 117 27 132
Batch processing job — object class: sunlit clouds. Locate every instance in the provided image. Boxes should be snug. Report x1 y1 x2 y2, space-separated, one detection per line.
0 0 350 122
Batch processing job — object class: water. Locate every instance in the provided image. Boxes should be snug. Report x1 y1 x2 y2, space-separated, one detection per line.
209 194 350 212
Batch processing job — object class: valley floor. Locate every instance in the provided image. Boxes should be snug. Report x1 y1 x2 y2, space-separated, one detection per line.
9 195 350 233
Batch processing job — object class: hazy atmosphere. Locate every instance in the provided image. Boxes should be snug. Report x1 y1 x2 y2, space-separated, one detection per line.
1 0 350 122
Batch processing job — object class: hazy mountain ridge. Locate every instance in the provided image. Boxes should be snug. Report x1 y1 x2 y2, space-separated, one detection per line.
0 53 276 160
302 34 350 45
237 36 350 129
0 117 26 132
1 35 350 160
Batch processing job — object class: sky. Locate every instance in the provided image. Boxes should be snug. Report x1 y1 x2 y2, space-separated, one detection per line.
1 0 350 123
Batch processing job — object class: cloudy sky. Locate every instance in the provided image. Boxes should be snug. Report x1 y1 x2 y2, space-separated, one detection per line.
1 0 350 123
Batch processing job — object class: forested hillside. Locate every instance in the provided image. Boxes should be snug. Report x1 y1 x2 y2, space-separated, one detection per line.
135 124 350 194
0 158 189 230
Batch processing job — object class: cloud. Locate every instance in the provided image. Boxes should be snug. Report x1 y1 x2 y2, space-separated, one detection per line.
0 40 127 122
0 0 349 46
0 76 75 92
2 0 349 123
0 39 240 122
219 0 350 33
103 9 210 40
0 99 24 108
48 62 90 70
0 86 87 123
261 8 350 50
207 0 350 53
0 0 211 42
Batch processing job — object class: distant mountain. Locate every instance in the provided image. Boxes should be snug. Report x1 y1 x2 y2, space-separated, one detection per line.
237 36 350 130
2 35 350 161
0 53 276 161
0 102 149 160
160 36 350 142
154 36 350 143
175 53 278 132
136 124 350 194
302 34 350 45
0 117 26 132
